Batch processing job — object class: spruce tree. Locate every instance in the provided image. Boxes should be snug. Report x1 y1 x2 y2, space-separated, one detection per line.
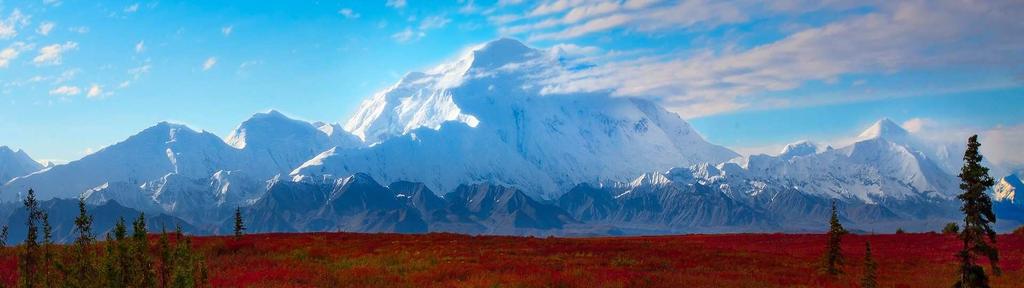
861 241 877 288
0 225 7 247
157 225 172 288
103 217 130 288
170 225 196 288
131 214 156 287
69 198 98 288
19 189 41 288
234 207 245 239
41 212 57 287
822 200 846 275
954 135 1000 288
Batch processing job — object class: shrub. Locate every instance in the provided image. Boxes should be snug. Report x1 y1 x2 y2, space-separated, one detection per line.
942 223 960 235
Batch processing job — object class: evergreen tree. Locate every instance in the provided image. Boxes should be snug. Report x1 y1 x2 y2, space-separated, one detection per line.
170 226 196 288
861 241 877 288
954 135 1000 288
41 212 58 287
157 225 172 288
234 207 245 239
0 225 7 247
103 217 130 288
18 189 41 288
68 198 98 288
130 214 156 287
822 200 846 276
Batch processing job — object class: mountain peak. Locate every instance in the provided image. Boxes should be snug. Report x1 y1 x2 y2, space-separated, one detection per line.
779 141 820 159
468 38 537 69
858 118 908 140
251 109 288 120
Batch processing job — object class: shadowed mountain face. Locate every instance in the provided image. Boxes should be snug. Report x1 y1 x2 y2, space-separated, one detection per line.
0 198 195 244
0 146 43 185
238 174 574 235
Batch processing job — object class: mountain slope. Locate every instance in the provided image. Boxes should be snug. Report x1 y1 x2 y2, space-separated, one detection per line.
296 38 738 199
1 111 361 205
1 122 241 201
0 146 43 184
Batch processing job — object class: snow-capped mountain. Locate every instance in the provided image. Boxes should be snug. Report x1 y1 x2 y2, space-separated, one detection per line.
738 119 958 203
1 111 360 205
0 146 43 185
296 38 738 199
2 122 241 201
227 110 363 177
556 119 964 233
996 173 1023 205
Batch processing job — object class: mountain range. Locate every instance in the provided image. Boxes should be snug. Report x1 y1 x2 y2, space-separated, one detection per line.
1 38 1021 240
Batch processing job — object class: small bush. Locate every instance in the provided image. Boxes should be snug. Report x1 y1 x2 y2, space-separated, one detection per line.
942 223 960 235
895 228 906 234
1013 225 1024 236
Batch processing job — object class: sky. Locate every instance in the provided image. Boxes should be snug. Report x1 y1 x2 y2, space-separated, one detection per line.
0 0 1022 171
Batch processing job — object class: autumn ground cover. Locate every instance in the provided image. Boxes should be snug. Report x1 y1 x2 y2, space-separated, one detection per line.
3 232 1022 287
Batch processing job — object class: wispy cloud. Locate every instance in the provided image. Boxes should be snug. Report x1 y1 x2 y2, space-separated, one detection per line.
0 9 30 39
338 9 360 19
391 15 452 43
391 27 423 43
533 1 1024 118
221 25 233 36
419 15 452 30
386 0 407 9
33 41 77 65
49 85 80 96
86 84 103 98
202 57 217 71
36 21 55 36
0 42 30 68
124 3 140 13
135 40 145 53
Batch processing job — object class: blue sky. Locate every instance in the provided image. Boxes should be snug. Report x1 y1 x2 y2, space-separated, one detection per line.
0 0 1022 168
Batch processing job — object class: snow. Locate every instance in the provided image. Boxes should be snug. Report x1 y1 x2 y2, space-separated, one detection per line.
0 146 44 185
1 111 361 203
995 174 1023 205
298 38 738 199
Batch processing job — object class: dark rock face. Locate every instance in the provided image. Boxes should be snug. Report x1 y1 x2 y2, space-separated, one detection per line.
243 174 428 234
2 199 195 244
241 175 578 235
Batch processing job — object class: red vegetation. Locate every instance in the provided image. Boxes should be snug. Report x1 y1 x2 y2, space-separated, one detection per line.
3 232 1023 287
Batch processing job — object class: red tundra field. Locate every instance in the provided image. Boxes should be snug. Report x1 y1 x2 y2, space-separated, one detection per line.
3 232 1022 287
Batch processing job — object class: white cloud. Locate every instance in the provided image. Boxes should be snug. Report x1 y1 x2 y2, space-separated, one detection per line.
980 124 1024 174
49 85 80 96
33 41 78 65
68 26 89 33
221 25 233 36
86 84 102 98
0 9 30 39
0 42 30 68
124 3 139 13
419 15 451 30
135 40 145 53
338 9 360 19
524 1 747 41
128 63 151 79
533 1 1024 118
202 57 217 71
901 118 933 134
36 21 55 35
548 43 600 57
386 0 407 9
391 27 423 43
